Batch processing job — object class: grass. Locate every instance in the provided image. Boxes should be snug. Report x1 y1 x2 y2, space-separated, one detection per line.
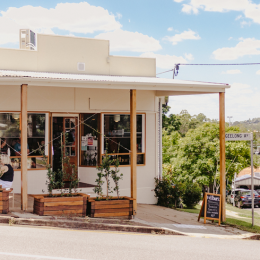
177 204 201 214
178 202 260 233
224 218 260 234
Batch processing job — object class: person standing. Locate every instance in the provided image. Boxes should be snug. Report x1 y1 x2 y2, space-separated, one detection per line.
0 155 14 189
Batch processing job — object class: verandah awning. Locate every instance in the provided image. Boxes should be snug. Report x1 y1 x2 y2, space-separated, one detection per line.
0 70 230 96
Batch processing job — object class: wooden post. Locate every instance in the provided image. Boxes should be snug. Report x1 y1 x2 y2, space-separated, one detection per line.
219 92 226 222
21 84 28 211
130 89 137 215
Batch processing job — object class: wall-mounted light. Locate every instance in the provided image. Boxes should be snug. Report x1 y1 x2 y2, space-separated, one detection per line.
13 113 20 120
114 114 120 122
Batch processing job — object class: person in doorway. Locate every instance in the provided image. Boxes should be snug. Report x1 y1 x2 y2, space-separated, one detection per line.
14 138 29 156
0 154 14 189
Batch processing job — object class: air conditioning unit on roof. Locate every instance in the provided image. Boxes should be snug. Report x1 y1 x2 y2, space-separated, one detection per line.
19 29 36 50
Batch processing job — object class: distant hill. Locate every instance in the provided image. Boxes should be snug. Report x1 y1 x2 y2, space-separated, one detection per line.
232 118 260 132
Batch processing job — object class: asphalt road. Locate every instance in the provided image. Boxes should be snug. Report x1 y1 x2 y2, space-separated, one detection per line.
0 224 259 260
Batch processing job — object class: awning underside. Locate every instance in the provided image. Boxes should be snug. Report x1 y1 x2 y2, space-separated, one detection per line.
0 70 230 96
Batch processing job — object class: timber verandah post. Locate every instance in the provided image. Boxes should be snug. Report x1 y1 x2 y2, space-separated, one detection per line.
219 92 226 222
130 89 137 215
21 84 28 211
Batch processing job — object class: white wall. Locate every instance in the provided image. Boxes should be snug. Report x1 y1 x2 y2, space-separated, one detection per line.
1 85 158 204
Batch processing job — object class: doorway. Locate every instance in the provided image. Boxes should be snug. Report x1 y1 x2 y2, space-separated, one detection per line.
52 116 78 180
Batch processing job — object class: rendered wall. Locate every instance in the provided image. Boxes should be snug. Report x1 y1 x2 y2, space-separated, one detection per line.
0 34 156 77
1 85 158 204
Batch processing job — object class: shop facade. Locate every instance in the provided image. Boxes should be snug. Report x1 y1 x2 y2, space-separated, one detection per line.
0 31 229 219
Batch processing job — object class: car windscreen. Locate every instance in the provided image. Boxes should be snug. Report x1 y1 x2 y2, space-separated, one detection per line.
241 191 258 196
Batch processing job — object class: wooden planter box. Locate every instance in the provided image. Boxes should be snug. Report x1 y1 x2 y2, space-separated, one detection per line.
87 197 134 218
0 189 12 214
33 193 89 217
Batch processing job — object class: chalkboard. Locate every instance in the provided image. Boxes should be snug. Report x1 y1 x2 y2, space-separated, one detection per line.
198 193 221 225
206 194 220 219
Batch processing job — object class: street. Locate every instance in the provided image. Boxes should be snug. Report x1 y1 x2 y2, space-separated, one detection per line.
0 224 259 260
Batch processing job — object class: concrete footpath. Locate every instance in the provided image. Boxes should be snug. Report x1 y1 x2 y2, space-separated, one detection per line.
0 197 258 239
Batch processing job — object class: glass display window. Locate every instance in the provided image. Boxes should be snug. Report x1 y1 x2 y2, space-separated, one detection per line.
0 112 48 170
80 113 100 167
102 114 145 165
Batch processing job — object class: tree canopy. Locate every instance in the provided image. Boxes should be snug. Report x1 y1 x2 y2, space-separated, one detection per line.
162 110 252 192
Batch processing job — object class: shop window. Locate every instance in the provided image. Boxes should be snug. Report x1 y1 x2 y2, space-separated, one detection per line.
102 114 145 165
0 113 48 170
80 113 100 167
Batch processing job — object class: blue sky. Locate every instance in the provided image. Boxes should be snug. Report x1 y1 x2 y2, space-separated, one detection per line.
1 0 260 122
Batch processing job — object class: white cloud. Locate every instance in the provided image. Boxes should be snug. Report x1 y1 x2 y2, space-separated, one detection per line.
116 13 122 19
213 38 260 60
182 4 199 14
244 3 260 24
140 52 187 69
228 37 233 40
95 30 162 52
176 1 260 25
167 27 173 31
184 53 194 60
164 29 200 45
240 20 251 27
256 70 260 75
235 15 243 20
222 69 241 74
0 3 121 45
181 0 250 13
174 0 185 2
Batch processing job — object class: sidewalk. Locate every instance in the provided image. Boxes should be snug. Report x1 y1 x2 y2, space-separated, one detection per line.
134 204 255 239
1 194 257 239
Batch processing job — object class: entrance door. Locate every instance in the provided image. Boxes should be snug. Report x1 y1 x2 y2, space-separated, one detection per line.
52 117 78 181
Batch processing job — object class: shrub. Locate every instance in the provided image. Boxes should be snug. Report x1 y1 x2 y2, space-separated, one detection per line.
182 182 202 208
154 177 183 208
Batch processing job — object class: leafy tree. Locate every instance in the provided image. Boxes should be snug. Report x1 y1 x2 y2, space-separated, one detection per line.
167 123 251 192
162 129 180 164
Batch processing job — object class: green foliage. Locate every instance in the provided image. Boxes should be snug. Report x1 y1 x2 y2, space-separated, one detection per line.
94 148 123 200
111 156 123 199
162 130 180 164
163 114 181 134
164 122 251 189
181 182 202 208
154 177 184 208
41 133 79 197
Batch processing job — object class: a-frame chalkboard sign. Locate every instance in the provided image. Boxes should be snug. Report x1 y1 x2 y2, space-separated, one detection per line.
198 193 221 225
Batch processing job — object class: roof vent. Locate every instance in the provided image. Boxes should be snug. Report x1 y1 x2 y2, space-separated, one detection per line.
77 62 85 71
20 29 36 50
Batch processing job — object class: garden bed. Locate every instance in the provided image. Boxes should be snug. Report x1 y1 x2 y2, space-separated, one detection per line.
33 193 89 217
87 197 134 218
0 189 12 214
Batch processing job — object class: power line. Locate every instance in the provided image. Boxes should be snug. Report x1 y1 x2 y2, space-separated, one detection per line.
156 62 260 76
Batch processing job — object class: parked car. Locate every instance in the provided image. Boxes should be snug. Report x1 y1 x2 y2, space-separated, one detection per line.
227 189 248 204
234 190 260 208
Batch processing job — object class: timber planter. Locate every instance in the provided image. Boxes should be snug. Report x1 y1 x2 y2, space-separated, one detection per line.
0 189 12 214
33 193 89 217
87 197 134 218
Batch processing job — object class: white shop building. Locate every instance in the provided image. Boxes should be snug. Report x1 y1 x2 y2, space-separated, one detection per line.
0 30 229 213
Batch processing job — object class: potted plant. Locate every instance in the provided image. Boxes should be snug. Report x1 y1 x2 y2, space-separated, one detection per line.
33 134 88 216
87 151 134 218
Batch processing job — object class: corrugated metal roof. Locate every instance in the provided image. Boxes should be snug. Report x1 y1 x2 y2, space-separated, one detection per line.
0 69 229 87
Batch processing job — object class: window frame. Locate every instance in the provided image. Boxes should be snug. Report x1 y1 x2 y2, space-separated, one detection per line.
0 111 49 171
101 112 146 167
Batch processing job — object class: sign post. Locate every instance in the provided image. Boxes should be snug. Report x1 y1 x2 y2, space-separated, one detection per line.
198 193 221 225
225 133 254 226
